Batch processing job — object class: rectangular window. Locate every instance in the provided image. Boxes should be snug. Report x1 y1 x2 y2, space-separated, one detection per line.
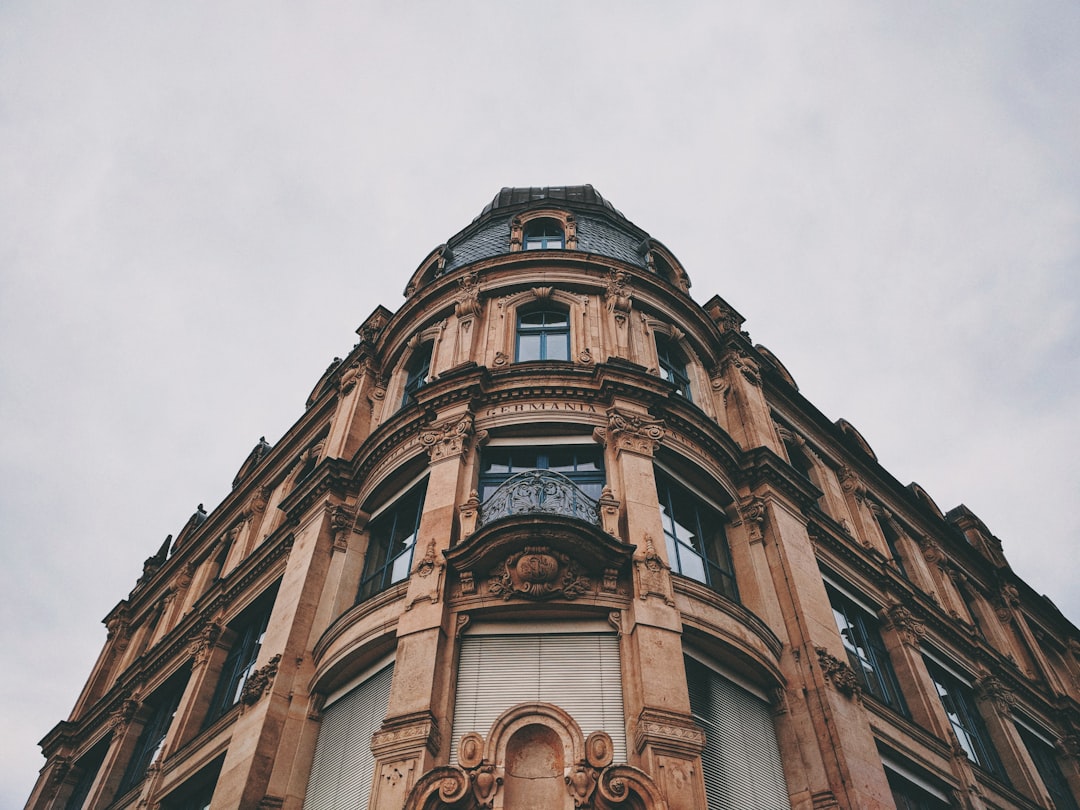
886 770 953 810
925 660 1005 779
826 585 907 714
118 669 190 794
63 738 110 810
205 588 277 725
1018 724 1079 810
479 445 604 501
357 480 427 603
656 470 737 601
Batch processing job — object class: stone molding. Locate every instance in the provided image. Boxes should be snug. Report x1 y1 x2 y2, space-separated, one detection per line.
371 711 440 759
594 408 665 458
882 603 927 647
488 546 591 601
633 708 706 757
420 413 477 462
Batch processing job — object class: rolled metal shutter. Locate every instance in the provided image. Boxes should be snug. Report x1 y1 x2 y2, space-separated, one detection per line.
686 657 790 810
303 663 393 810
451 633 625 763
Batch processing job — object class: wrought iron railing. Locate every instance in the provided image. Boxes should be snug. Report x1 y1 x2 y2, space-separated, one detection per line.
477 470 601 528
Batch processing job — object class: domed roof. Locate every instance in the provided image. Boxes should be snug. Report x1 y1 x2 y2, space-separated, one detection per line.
475 185 626 221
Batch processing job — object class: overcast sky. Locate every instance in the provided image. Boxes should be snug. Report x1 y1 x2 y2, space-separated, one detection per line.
2 2 1078 805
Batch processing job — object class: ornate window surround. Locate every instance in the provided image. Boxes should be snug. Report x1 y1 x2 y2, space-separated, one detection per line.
509 208 578 252
493 287 587 369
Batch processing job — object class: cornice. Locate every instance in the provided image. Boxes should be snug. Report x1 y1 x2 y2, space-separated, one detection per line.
738 445 822 513
278 457 353 523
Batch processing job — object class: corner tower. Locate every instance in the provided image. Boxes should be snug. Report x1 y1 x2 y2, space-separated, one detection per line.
29 187 1080 810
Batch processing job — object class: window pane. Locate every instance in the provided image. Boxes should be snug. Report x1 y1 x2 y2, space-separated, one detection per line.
517 334 541 361
678 545 707 583
544 333 570 360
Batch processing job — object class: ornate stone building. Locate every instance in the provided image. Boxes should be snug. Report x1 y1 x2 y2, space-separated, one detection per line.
27 186 1080 810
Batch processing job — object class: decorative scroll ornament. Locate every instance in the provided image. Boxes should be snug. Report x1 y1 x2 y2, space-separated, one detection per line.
492 350 509 367
240 654 281 705
328 503 356 552
358 311 387 346
488 546 591 601
421 414 476 462
722 348 761 386
455 271 483 318
597 408 665 457
975 674 1017 715
737 496 768 542
815 647 861 698
578 346 594 365
337 359 363 394
883 603 926 647
110 698 139 732
837 465 866 502
188 621 222 666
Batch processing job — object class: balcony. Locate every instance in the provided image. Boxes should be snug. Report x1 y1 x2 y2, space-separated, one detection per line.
477 470 601 529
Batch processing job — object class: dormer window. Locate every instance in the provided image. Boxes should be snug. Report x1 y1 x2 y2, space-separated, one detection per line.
523 218 565 250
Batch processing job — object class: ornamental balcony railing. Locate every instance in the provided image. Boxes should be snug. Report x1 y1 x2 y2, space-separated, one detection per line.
477 470 601 529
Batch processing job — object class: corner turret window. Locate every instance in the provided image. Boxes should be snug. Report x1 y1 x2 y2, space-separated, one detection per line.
401 342 433 408
523 218 564 250
656 471 736 601
656 335 692 401
357 480 427 603
516 307 570 361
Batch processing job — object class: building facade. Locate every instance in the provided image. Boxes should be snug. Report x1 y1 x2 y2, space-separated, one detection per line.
27 186 1080 810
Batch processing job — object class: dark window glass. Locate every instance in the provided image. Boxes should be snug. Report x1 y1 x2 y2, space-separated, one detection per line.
401 343 433 408
826 586 908 714
63 738 110 810
656 471 737 601
1019 725 1079 810
876 512 909 578
357 480 427 603
119 671 189 793
886 771 952 810
515 308 570 361
656 336 692 401
523 218 564 250
206 595 275 725
479 446 604 502
159 759 223 810
925 660 1005 779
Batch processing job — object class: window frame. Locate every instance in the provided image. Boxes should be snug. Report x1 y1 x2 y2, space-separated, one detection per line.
400 342 433 408
655 469 737 601
655 334 692 401
1017 722 1079 810
119 670 190 794
825 585 908 715
356 479 428 603
924 658 1005 779
522 217 565 250
478 444 605 503
514 306 571 362
205 590 277 726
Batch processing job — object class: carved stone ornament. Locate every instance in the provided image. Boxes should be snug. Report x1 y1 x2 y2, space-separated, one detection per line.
599 408 665 457
837 465 866 502
405 540 445 611
455 271 483 318
421 413 476 462
605 268 633 316
815 647 861 698
737 496 768 543
328 503 356 552
188 621 223 666
975 674 1017 715
240 654 281 705
358 311 387 346
883 603 926 647
493 350 509 367
578 346 594 365
337 359 362 394
917 534 945 566
487 546 591 601
723 348 761 386
633 534 675 606
110 698 140 731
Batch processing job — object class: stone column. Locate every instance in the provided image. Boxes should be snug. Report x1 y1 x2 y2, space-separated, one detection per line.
973 674 1049 803
596 402 708 810
367 407 478 810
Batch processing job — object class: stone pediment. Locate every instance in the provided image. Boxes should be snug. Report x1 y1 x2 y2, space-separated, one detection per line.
444 514 635 602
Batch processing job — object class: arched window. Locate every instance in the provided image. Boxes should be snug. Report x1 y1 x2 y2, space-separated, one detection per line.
656 470 737 601
656 335 692 401
515 307 570 361
522 218 564 250
400 342 433 408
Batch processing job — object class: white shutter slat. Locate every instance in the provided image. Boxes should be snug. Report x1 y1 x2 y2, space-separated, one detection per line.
452 633 625 763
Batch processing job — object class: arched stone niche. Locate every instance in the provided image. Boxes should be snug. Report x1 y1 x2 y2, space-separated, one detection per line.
402 702 667 809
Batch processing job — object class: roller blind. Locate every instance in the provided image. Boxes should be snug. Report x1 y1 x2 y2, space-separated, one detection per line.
686 657 790 810
452 633 625 763
303 663 393 810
